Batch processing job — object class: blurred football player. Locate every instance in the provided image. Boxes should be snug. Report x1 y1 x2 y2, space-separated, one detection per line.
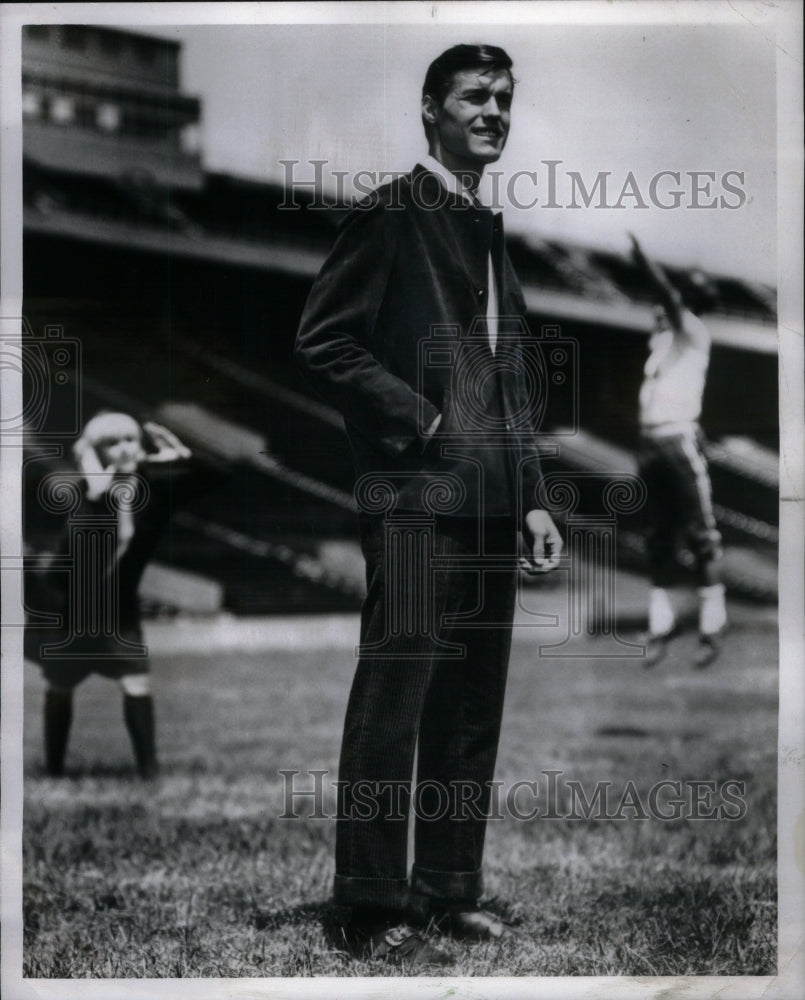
26 412 192 778
630 235 727 668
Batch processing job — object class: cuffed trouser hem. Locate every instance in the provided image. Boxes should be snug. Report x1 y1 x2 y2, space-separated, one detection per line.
333 874 409 911
410 865 483 902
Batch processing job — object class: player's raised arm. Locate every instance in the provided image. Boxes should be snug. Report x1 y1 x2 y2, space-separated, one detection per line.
629 232 684 331
141 421 193 463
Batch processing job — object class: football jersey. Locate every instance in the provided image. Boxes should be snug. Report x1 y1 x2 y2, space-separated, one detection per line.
639 312 710 427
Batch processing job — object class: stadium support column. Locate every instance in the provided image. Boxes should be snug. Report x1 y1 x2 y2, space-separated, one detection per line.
37 473 148 662
355 472 465 660
538 473 646 659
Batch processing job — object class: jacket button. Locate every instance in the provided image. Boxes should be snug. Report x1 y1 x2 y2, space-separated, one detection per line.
478 289 485 298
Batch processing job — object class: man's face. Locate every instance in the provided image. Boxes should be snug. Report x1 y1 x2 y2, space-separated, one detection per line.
427 67 513 169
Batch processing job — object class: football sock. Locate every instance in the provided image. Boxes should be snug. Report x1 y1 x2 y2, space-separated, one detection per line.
123 693 159 779
699 583 727 636
44 688 73 776
648 587 676 637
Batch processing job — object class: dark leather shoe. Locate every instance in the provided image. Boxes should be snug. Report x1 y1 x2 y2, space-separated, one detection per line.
447 908 506 940
643 629 675 668
366 924 453 967
693 627 726 669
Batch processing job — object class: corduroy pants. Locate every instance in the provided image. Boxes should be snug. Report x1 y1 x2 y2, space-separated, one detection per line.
334 513 519 911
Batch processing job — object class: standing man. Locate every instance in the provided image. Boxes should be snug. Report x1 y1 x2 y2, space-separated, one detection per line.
295 45 562 967
630 234 727 668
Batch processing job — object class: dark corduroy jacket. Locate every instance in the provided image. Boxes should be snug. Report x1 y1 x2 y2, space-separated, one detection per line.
294 163 544 521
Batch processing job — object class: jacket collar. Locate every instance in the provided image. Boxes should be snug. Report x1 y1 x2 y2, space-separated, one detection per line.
410 162 465 209
419 155 477 205
412 161 500 220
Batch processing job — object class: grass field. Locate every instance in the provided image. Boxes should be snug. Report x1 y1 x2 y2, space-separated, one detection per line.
22 611 777 978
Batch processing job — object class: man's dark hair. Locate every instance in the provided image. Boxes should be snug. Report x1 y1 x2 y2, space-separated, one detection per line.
422 44 514 104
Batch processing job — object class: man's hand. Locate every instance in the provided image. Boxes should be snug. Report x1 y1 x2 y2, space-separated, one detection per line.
73 435 113 500
627 231 683 329
520 509 563 574
142 421 192 463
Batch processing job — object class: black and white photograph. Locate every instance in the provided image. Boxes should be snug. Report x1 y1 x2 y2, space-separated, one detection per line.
1 1 802 996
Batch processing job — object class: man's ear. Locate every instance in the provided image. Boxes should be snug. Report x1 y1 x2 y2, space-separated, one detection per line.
421 94 439 125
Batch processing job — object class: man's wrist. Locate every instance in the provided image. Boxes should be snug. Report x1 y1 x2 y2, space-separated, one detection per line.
423 413 442 440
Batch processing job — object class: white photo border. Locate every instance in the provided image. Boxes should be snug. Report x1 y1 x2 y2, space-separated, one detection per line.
2 2 802 998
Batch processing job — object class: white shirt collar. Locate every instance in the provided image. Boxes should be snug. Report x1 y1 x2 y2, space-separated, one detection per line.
421 154 478 205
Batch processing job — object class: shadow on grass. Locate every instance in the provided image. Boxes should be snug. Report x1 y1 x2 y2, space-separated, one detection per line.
253 899 335 933
253 899 355 961
34 762 143 781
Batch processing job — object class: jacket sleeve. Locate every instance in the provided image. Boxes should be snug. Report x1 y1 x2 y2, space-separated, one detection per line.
515 321 546 521
519 428 546 520
294 200 440 456
517 392 546 521
497 258 546 520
